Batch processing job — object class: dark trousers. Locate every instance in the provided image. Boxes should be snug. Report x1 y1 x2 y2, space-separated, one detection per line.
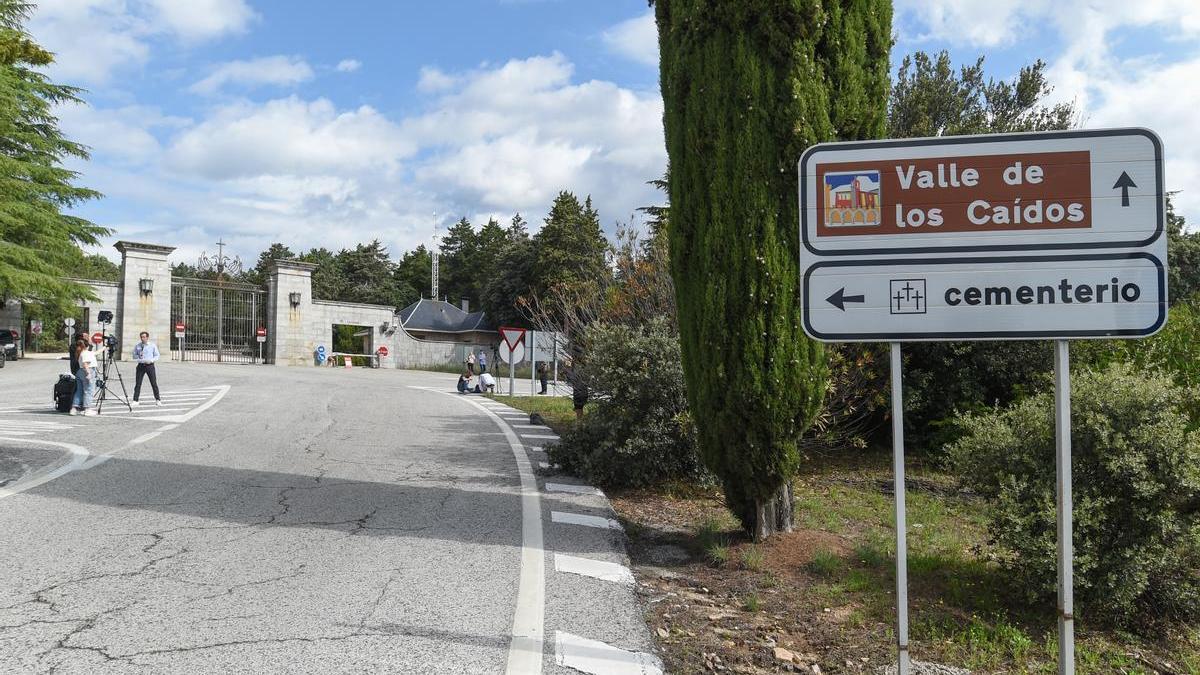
134 363 160 401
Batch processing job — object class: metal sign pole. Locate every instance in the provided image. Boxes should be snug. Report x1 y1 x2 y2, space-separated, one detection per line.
509 346 515 397
890 342 911 675
1054 339 1075 674
530 331 536 395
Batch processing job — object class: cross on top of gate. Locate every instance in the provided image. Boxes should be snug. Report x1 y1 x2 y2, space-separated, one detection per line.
198 239 243 280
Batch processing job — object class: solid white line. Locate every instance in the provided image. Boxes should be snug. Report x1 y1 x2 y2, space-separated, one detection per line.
544 482 604 497
554 554 635 585
551 511 623 531
519 434 559 440
98 407 190 415
412 386 544 674
554 631 663 675
0 431 36 436
0 438 90 500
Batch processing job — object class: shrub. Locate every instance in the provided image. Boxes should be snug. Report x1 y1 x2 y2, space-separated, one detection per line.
949 364 1200 628
547 317 709 489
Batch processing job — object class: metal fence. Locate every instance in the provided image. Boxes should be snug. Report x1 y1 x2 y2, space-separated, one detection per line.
170 278 267 364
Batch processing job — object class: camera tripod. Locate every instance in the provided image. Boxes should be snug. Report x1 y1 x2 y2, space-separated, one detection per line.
95 326 131 414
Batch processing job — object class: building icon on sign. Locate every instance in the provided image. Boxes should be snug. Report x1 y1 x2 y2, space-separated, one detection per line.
824 170 881 227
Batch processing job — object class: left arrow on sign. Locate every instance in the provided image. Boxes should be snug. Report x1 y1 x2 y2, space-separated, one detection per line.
825 288 866 311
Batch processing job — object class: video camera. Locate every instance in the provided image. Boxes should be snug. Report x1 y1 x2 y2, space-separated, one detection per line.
95 310 118 353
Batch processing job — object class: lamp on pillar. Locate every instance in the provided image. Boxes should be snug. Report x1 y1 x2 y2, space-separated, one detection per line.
138 278 154 295
289 291 302 308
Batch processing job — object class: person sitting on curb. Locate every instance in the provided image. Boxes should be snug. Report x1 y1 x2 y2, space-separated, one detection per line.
457 371 471 394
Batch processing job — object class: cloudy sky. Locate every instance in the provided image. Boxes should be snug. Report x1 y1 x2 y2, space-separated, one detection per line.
28 0 1200 267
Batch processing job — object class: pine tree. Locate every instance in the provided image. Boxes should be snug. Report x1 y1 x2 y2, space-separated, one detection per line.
245 242 295 286
0 0 107 312
438 217 479 304
395 245 432 306
483 214 537 327
531 191 609 301
655 0 891 539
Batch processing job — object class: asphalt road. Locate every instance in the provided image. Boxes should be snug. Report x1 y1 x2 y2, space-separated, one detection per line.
0 358 658 674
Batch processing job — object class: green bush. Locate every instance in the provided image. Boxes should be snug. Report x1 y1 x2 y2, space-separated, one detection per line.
546 317 709 489
949 364 1200 628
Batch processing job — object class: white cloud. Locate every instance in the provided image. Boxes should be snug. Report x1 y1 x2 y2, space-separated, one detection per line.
30 0 256 85
143 0 256 42
57 104 189 164
68 52 666 262
417 66 458 93
897 0 1200 225
189 56 314 95
335 59 362 73
602 10 659 67
166 97 416 179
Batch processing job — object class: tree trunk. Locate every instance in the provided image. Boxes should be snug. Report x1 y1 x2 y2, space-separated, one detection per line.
753 481 794 542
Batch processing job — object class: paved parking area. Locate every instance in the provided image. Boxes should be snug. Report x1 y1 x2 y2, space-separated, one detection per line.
0 359 658 674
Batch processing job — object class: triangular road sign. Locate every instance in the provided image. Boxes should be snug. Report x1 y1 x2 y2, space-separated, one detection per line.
499 326 526 351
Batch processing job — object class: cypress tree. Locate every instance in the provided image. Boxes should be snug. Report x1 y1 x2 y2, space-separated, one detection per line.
654 0 891 539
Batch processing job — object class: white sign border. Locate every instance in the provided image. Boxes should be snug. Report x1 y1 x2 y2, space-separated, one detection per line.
801 251 1167 342
798 127 1165 257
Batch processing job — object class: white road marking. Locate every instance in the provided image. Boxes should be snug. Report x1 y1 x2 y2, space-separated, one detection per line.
83 423 180 469
545 482 604 497
520 433 559 440
554 631 664 675
539 461 552 470
135 385 231 423
412 386 545 675
554 554 635 585
0 438 90 500
98 407 190 415
551 511 622 531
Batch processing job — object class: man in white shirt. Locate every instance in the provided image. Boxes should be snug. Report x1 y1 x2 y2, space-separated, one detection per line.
131 331 162 406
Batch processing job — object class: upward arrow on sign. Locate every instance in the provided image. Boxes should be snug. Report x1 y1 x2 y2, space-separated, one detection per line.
1112 171 1137 207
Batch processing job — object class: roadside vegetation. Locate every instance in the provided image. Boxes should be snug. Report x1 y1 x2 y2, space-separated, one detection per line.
497 17 1200 670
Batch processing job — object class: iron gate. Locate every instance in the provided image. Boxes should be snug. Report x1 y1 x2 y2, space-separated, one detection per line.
170 278 267 364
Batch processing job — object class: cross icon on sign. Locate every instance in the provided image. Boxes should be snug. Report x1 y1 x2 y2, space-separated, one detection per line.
889 279 927 315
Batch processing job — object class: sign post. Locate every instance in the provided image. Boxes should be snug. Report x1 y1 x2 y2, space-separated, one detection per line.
799 128 1166 675
255 326 266 364
174 322 186 361
499 326 527 396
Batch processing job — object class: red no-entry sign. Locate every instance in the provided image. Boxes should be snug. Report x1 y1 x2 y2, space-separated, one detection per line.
377 345 389 357
91 332 103 345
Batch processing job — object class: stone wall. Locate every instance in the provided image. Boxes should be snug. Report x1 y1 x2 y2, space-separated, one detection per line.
79 280 122 345
114 242 174 360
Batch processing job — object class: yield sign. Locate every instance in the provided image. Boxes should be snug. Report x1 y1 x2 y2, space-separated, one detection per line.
499 326 526 352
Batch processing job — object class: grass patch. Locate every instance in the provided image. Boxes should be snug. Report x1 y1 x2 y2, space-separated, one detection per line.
807 548 842 577
487 394 578 435
739 545 765 572
743 592 762 612
705 543 731 567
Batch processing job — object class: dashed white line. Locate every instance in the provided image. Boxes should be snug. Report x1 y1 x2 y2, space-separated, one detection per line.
554 631 663 675
554 554 635 585
545 482 604 497
551 511 623 531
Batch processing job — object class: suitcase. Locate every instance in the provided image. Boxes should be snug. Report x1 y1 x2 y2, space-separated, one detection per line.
54 374 75 413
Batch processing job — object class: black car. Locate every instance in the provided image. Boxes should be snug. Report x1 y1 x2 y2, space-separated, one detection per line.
0 330 19 362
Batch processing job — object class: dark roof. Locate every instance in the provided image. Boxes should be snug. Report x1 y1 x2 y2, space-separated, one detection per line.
399 299 495 334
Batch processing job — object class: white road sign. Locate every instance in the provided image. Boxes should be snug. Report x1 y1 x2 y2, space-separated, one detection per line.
799 128 1167 341
498 341 526 364
801 128 1163 256
804 253 1164 341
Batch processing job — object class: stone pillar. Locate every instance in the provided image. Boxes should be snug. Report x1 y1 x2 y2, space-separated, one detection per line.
267 260 317 366
115 241 175 361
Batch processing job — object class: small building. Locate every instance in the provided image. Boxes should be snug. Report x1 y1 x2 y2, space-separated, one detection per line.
398 299 496 344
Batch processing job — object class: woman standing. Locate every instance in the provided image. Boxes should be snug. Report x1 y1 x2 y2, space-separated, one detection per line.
70 339 97 416
466 351 476 375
